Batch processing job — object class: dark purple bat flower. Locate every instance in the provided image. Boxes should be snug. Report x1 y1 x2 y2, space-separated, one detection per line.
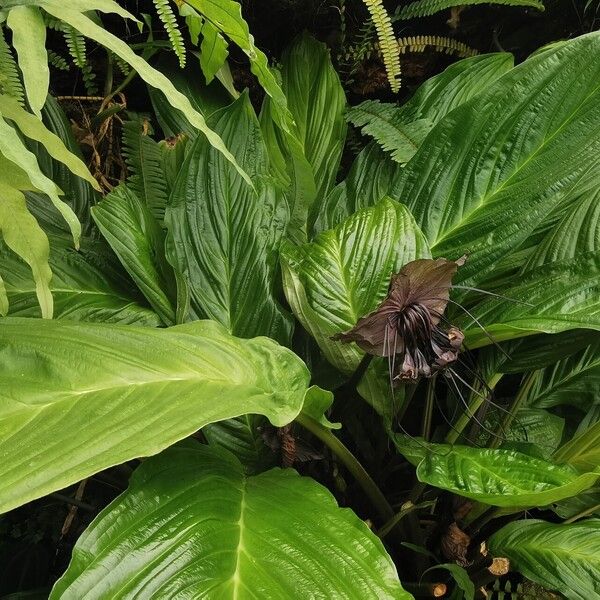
333 257 466 381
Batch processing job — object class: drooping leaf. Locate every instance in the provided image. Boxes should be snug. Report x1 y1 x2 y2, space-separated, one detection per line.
6 5 48 117
314 53 514 233
462 252 600 348
0 234 160 325
166 93 293 343
0 317 312 514
92 185 177 326
281 197 430 376
415 444 599 507
488 520 600 600
392 33 600 287
51 444 410 599
0 112 81 246
38 2 251 185
0 181 52 318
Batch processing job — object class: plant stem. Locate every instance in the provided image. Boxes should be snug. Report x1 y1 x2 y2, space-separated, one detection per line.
422 376 436 441
489 370 540 449
295 413 394 521
563 503 600 524
103 49 114 98
446 373 502 445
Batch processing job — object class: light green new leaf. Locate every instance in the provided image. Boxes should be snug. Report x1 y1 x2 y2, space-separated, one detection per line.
489 520 600 600
0 317 312 514
0 182 51 318
199 19 228 84
6 5 48 117
166 93 293 343
416 444 599 507
315 53 514 234
462 252 600 348
0 234 161 325
51 444 410 600
40 4 251 186
392 32 600 286
92 185 177 326
281 197 430 375
0 94 99 191
0 113 81 246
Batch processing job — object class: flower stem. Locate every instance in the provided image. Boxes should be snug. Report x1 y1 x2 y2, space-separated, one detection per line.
295 413 394 521
446 373 502 445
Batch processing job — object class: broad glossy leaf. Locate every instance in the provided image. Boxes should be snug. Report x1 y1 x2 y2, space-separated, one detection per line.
92 185 177 325
281 197 430 375
415 444 599 507
462 252 600 348
279 33 346 202
314 53 514 233
0 181 52 318
0 318 312 514
526 186 600 268
39 3 251 185
552 487 600 519
166 93 292 343
488 520 600 600
6 5 48 117
393 33 600 286
506 409 564 459
51 444 409 600
0 234 160 325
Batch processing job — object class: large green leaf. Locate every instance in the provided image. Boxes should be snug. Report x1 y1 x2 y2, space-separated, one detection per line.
281 197 430 375
6 5 48 117
314 53 514 233
506 408 565 459
462 252 600 348
92 185 177 326
392 33 600 286
0 234 160 325
38 2 251 185
51 444 410 599
275 33 346 204
415 444 599 507
166 93 293 343
488 520 600 600
0 318 311 514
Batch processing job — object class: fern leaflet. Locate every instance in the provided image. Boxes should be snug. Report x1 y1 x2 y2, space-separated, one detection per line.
398 0 544 20
362 0 401 92
153 0 186 68
0 26 24 103
346 100 434 163
398 36 478 58
48 50 70 72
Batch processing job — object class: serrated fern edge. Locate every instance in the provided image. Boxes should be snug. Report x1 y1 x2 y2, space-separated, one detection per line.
153 0 186 68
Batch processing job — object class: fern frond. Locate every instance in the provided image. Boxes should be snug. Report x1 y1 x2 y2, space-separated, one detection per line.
398 36 478 58
153 0 186 68
362 0 401 92
346 100 433 163
64 26 87 68
48 50 70 72
114 54 131 76
398 0 544 20
122 115 170 223
0 26 24 103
